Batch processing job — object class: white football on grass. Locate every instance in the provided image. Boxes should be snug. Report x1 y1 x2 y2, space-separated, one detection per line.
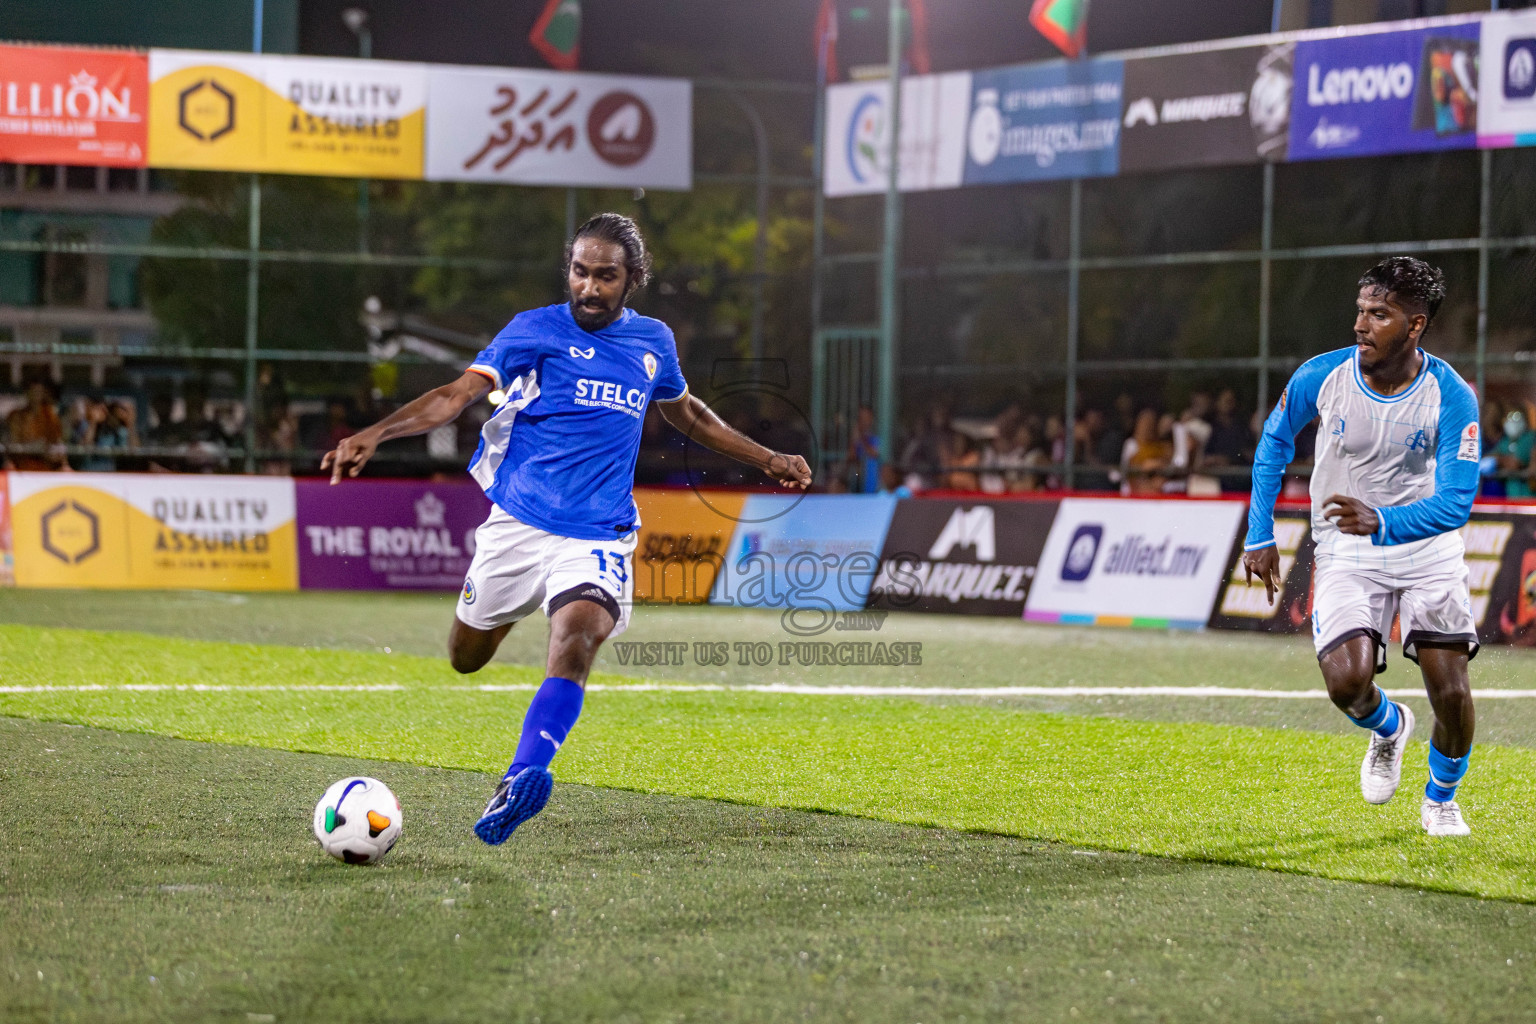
313 776 402 865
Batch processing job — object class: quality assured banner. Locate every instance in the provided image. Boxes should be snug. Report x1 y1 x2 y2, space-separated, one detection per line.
295 479 489 590
0 44 147 166
822 72 971 197
866 498 1058 616
710 494 897 614
1478 9 1536 148
1119 43 1294 173
1289 22 1480 161
9 473 297 590
425 65 690 189
1024 497 1245 629
148 50 427 178
962 57 1123 185
633 487 746 605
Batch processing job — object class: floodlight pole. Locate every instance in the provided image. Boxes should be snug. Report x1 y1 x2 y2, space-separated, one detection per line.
243 0 265 473
877 0 904 480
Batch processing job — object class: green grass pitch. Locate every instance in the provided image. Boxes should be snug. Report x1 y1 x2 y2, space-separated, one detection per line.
4 591 1536 1021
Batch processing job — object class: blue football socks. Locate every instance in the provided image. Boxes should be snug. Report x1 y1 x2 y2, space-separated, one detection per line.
1347 687 1402 739
506 676 584 780
1425 743 1470 803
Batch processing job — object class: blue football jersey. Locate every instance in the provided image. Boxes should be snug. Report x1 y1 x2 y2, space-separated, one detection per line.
465 303 688 541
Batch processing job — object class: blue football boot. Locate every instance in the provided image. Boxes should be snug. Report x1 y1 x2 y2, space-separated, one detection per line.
473 766 553 845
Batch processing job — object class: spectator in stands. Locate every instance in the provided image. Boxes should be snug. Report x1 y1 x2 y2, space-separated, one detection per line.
846 404 881 494
71 394 138 471
900 403 950 490
324 399 354 454
180 389 232 473
259 405 300 476
1493 407 1535 498
5 378 66 471
877 462 913 498
1121 407 1172 495
1204 387 1252 468
942 430 980 491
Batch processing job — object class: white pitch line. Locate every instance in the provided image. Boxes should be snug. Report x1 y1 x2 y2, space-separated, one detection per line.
7 682 1536 700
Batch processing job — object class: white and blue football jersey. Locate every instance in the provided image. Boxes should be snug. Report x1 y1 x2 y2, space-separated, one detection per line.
465 303 688 542
1246 347 1480 569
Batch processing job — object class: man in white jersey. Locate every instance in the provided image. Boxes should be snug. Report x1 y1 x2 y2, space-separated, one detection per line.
323 213 812 844
1243 257 1480 837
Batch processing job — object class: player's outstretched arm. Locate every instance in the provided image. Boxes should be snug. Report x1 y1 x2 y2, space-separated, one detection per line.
321 370 493 484
656 393 812 489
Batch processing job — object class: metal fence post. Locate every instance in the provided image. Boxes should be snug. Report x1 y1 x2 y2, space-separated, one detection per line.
1258 162 1275 416
1063 178 1082 490
243 0 265 473
876 0 904 479
1477 148 1491 403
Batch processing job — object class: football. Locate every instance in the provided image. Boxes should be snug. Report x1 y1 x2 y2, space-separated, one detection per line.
312 777 403 865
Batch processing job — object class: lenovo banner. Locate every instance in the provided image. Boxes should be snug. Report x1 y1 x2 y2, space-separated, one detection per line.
0 45 147 166
962 57 1123 185
295 480 489 590
710 494 897 613
1024 498 1245 629
1119 43 1294 173
1289 22 1480 161
1479 9 1536 148
867 498 1058 616
425 66 690 189
822 72 971 197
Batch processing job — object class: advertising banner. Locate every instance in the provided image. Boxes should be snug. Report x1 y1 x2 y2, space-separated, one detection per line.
1024 497 1245 629
822 72 971 197
425 66 690 189
0 472 12 587
148 50 427 178
1119 43 1294 173
295 480 489 590
633 487 746 605
9 473 296 590
962 58 1123 185
710 494 897 613
1207 509 1316 633
867 498 1058 616
0 45 147 166
1289 23 1480 161
1478 9 1536 148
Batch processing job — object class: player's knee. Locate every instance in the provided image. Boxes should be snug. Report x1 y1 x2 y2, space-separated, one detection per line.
448 644 486 675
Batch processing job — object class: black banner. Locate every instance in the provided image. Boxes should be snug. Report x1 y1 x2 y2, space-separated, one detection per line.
1207 507 1536 647
867 499 1059 616
1119 42 1294 174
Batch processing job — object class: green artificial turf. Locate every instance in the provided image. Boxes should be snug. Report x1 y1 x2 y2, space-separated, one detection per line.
5 717 1536 1024
5 624 1536 902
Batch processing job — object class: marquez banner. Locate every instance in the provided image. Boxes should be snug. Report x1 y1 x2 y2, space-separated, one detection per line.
424 65 690 189
9 473 297 590
1119 43 1294 172
0 45 147 166
867 498 1058 616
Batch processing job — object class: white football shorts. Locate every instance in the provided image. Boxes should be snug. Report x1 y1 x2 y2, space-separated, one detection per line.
1311 554 1479 672
455 505 635 637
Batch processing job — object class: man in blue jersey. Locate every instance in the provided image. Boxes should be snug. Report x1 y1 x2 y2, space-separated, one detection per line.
1243 257 1479 837
323 213 812 844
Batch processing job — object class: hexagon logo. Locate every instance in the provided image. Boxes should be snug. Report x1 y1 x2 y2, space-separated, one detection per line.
178 78 236 142
40 500 100 565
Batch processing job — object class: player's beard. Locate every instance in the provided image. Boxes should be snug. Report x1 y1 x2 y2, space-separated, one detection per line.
1357 324 1411 375
569 295 623 331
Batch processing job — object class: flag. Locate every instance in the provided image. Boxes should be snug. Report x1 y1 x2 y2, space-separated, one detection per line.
814 0 839 84
530 0 580 72
907 0 931 75
1029 0 1088 59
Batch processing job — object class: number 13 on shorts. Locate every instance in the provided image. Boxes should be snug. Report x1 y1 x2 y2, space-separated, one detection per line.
590 549 628 586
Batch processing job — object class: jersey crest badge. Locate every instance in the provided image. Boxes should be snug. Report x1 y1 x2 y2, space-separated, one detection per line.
1404 429 1429 453
643 353 658 380
1458 421 1480 462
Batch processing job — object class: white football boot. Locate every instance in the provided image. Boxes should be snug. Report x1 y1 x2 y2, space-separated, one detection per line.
1359 702 1414 805
1421 798 1471 837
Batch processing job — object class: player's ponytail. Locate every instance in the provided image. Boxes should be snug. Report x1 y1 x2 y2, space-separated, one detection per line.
567 212 652 296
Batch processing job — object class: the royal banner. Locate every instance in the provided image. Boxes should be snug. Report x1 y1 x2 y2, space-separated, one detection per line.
295 480 489 591
633 487 745 605
1119 43 1294 173
822 72 970 197
9 473 297 591
149 50 427 178
1478 9 1536 148
0 45 147 166
1024 497 1245 629
424 65 690 189
867 498 1058 616
1289 22 1481 161
962 57 1123 185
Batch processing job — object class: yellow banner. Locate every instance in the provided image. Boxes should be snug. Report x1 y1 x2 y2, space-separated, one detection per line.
633 488 746 604
9 473 297 591
148 50 426 178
